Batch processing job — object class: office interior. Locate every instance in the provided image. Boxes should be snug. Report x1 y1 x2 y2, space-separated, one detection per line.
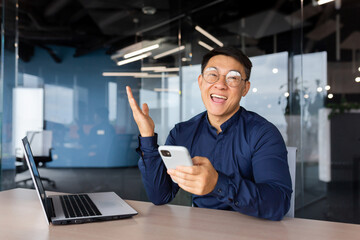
0 0 359 224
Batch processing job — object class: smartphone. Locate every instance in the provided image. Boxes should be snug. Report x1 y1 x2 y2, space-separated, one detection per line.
158 145 193 170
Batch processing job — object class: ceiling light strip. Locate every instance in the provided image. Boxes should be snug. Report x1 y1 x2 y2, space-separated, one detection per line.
317 0 335 5
198 41 214 51
153 88 180 92
141 66 167 71
102 72 149 77
116 52 151 66
102 72 178 78
124 44 160 59
134 74 178 78
153 46 185 59
195 26 224 47
154 67 180 72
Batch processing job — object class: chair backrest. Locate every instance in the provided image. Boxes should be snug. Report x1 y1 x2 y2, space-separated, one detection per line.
26 130 52 157
285 146 297 218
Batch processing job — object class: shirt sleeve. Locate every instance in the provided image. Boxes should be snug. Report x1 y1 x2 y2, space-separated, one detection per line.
209 123 292 220
137 132 180 205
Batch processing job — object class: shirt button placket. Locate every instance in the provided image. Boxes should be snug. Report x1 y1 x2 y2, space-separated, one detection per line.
214 132 223 170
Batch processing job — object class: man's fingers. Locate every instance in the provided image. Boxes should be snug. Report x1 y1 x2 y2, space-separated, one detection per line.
126 86 137 106
126 86 143 114
142 103 149 116
168 169 197 181
192 156 210 166
175 165 198 175
177 184 197 194
170 174 196 186
126 86 135 102
126 86 155 137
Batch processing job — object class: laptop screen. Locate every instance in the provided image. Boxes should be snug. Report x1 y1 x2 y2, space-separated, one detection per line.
22 137 50 220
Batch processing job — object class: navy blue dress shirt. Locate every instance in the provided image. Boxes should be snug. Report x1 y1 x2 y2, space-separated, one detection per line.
137 107 292 220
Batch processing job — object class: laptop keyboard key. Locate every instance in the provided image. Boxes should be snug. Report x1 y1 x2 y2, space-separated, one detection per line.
60 194 102 219
83 194 101 216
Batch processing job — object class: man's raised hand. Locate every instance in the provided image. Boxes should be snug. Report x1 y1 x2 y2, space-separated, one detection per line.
126 86 155 137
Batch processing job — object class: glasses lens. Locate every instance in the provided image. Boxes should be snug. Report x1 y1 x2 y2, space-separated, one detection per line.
226 71 242 87
203 68 219 83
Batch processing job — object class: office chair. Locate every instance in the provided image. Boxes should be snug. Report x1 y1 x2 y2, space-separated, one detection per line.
285 146 297 218
16 130 56 188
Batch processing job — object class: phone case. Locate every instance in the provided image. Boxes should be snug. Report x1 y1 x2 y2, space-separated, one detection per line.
158 145 193 170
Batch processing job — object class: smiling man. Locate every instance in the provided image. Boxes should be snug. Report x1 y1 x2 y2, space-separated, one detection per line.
126 47 292 220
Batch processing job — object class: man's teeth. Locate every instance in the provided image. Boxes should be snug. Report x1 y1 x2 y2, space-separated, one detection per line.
211 94 227 100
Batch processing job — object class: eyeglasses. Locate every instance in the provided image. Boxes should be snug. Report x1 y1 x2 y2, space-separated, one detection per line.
202 67 247 87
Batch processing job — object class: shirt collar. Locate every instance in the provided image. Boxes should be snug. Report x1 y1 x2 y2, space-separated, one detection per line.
205 113 218 135
205 107 243 134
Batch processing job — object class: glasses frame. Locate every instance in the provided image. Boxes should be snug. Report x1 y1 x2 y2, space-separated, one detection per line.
202 67 248 87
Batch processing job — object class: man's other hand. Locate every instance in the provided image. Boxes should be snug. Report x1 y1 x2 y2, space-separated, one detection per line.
126 86 155 137
167 157 219 195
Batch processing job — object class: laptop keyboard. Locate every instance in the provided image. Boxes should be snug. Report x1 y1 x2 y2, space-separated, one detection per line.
60 194 102 218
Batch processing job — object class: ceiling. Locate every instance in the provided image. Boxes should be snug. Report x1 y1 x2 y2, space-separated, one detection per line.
2 0 359 63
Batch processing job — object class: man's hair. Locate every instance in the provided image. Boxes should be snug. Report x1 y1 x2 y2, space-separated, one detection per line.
201 46 253 81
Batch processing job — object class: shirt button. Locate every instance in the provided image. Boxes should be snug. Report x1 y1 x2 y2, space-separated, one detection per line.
235 201 239 206
217 189 222 193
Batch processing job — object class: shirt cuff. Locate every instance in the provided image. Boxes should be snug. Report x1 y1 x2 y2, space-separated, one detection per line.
139 134 158 149
210 172 231 202
136 133 159 157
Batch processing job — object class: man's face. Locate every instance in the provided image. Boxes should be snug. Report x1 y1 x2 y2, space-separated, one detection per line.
198 54 250 123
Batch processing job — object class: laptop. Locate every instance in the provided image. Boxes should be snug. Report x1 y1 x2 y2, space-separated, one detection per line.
21 136 138 225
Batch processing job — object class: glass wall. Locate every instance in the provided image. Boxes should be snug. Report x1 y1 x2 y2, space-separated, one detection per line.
1 0 359 223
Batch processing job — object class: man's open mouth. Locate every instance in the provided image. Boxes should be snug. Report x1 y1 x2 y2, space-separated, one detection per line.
210 94 227 103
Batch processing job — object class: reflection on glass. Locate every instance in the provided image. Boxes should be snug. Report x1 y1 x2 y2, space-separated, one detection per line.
108 82 117 122
181 65 204 121
293 52 327 166
21 73 43 88
242 52 288 141
45 84 74 125
12 88 44 158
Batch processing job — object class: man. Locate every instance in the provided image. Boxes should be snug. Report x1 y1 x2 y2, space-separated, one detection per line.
126 46 292 220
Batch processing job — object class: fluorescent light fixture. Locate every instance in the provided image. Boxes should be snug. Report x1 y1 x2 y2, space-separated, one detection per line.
317 0 334 5
102 72 177 78
124 44 159 59
116 52 151 66
141 66 179 72
154 67 180 72
141 66 166 71
195 25 224 47
135 74 178 78
153 46 185 59
102 72 150 77
198 41 214 51
154 88 180 93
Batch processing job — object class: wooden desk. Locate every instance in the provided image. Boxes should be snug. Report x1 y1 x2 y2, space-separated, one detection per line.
0 188 359 240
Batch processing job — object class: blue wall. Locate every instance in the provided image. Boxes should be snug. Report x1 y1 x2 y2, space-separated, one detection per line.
10 45 142 167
